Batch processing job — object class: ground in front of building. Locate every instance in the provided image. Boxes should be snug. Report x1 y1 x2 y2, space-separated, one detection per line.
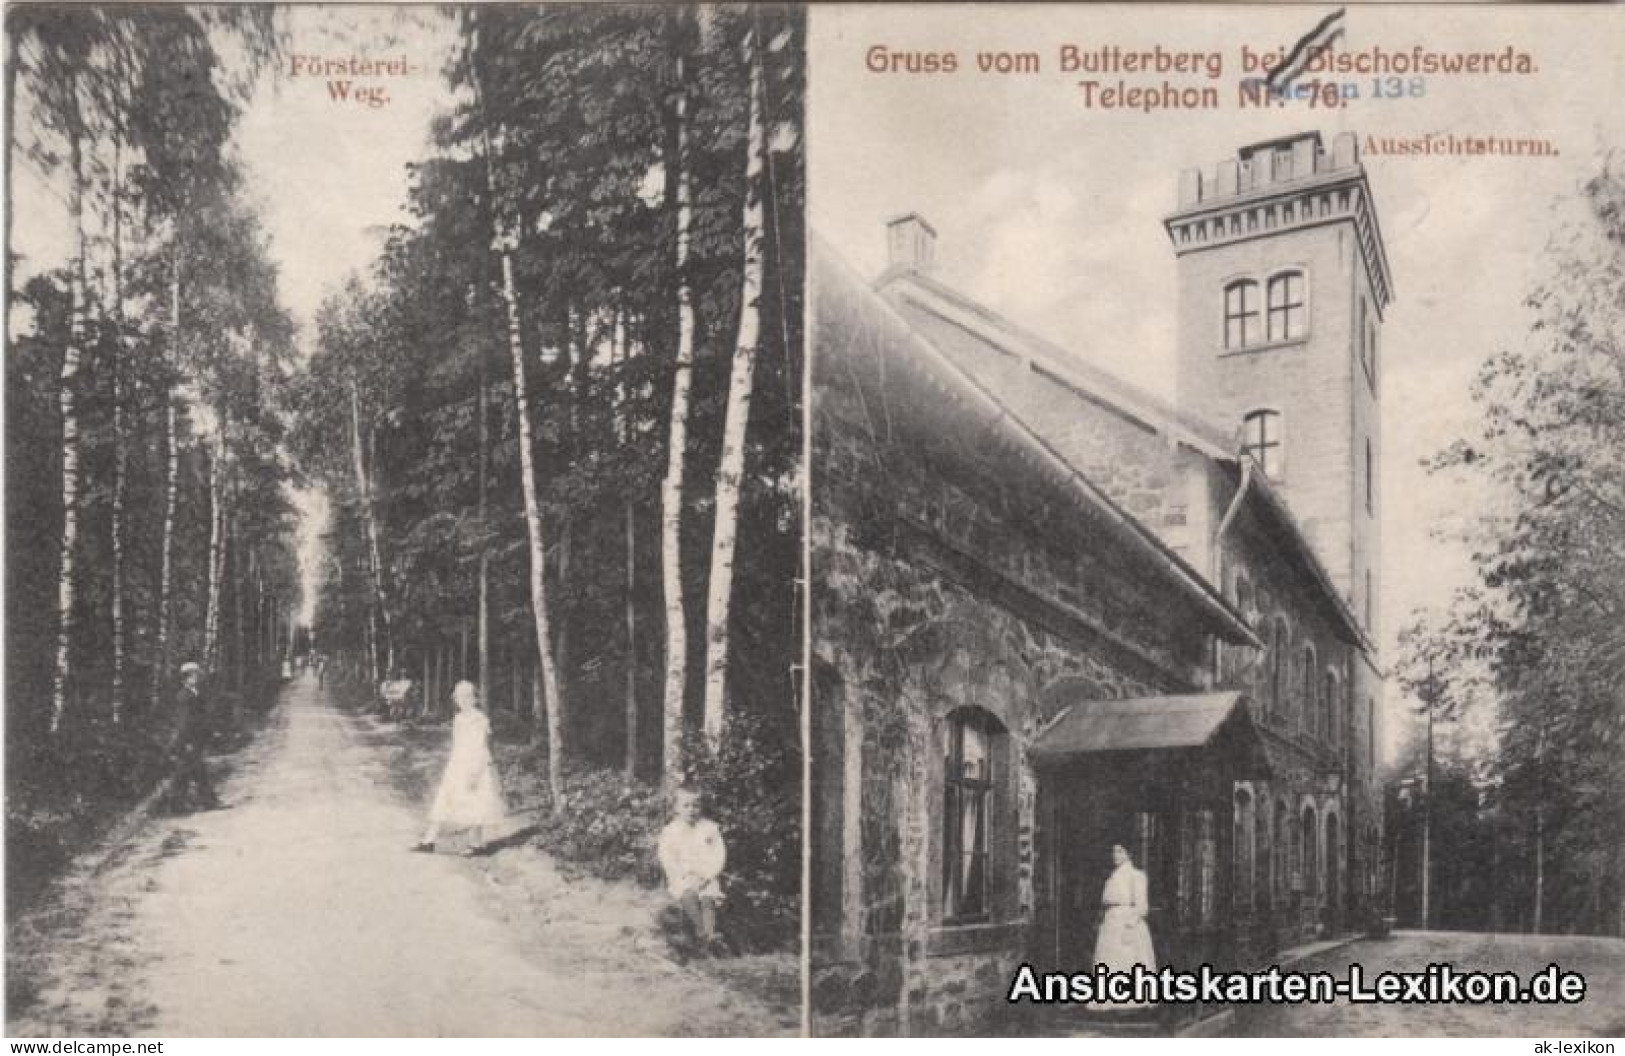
1231 929 1625 1037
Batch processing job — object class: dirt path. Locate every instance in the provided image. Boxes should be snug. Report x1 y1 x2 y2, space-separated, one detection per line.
7 675 796 1037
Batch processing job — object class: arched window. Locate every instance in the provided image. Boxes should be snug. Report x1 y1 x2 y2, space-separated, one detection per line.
1301 803 1319 895
1300 644 1317 734
942 707 1003 922
1324 670 1341 749
1225 572 1256 681
1242 409 1283 479
1266 270 1307 341
1257 791 1272 908
1268 617 1290 719
1325 812 1342 913
1233 786 1255 912
1275 798 1291 905
1224 279 1260 349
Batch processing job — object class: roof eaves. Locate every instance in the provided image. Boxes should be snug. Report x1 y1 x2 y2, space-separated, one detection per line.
881 270 1233 460
826 243 1261 650
1236 460 1376 654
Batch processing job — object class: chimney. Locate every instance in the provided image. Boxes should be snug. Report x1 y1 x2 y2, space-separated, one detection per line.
886 213 937 274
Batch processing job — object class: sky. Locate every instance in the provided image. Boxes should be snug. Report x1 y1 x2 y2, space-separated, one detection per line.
7 6 458 629
234 6 457 334
233 7 456 625
808 4 1625 758
8 7 457 334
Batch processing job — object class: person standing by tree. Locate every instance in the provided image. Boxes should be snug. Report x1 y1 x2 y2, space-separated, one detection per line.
658 787 727 952
167 662 221 812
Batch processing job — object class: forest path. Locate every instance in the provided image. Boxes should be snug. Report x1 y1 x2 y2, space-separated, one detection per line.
8 673 792 1037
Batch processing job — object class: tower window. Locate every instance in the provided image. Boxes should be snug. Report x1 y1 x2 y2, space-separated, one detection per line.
1359 299 1378 388
1266 271 1306 341
1224 280 1260 349
1242 409 1283 479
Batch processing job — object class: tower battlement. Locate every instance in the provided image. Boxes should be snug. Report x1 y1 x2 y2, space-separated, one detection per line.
1167 130 1392 312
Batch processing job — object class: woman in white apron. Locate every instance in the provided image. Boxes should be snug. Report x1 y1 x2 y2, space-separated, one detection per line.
1090 843 1157 1010
412 681 508 855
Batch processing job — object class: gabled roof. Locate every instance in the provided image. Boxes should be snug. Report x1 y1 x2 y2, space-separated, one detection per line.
875 259 1374 656
1223 460 1375 652
878 266 1234 459
814 238 1260 650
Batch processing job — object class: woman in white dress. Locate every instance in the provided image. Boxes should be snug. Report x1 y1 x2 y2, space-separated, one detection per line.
412 681 508 855
1090 843 1157 1010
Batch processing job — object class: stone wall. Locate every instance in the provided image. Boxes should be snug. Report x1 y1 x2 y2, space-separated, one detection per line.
1213 492 1380 948
808 237 1384 1034
810 312 1207 1032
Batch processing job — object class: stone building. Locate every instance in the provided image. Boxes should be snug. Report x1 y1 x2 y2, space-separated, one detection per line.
810 132 1389 1035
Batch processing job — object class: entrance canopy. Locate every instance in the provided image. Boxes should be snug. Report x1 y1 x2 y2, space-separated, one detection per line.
1029 690 1269 773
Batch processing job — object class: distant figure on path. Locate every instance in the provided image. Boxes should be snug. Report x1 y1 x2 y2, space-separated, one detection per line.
167 662 221 812
379 669 415 722
412 681 507 855
658 788 727 950
1089 842 1156 1011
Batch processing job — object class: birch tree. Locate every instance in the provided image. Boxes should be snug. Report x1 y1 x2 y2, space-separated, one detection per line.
151 264 182 711
469 13 566 812
700 27 768 749
349 373 386 684
660 16 697 791
26 21 100 735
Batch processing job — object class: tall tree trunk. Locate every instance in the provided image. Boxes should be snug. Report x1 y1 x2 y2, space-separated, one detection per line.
233 519 246 699
624 502 639 779
203 430 227 671
557 520 571 719
659 33 697 792
369 424 394 675
615 309 640 779
349 377 388 685
471 16 566 813
152 262 182 712
252 553 264 671
1533 805 1545 934
109 133 129 724
499 247 565 814
477 336 490 703
49 77 89 736
420 649 431 720
701 33 766 750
